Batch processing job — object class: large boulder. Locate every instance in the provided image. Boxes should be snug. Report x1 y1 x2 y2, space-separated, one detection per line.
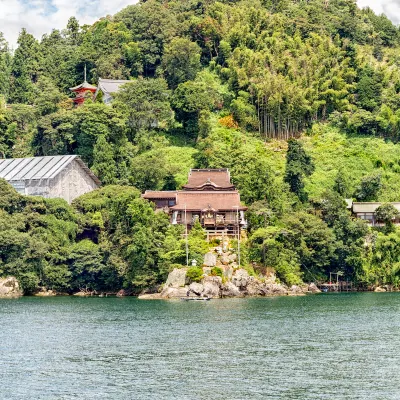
189 282 204 296
222 266 234 280
374 286 387 292
165 268 187 288
160 287 188 299
246 280 264 296
221 282 242 297
228 254 237 263
0 277 23 298
34 288 56 297
232 269 250 289
204 253 217 267
262 283 288 296
308 283 321 294
116 289 131 297
288 285 306 296
202 276 222 298
220 254 230 265
73 291 91 297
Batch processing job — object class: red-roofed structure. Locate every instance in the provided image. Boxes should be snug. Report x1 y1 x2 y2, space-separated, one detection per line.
70 66 97 106
142 169 247 237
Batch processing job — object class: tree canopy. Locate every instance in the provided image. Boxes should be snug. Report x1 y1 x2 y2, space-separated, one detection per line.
2 0 400 291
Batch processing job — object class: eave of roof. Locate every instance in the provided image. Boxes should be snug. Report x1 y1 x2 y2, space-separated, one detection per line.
70 81 97 91
170 191 247 211
142 191 177 199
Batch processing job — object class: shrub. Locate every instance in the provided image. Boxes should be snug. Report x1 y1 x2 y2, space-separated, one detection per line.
186 267 204 283
18 272 40 295
218 114 239 129
211 267 223 277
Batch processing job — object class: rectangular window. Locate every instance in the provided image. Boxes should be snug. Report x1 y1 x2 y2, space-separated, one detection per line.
11 181 25 194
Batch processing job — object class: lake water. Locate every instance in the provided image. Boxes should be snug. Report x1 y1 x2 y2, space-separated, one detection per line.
1 293 400 399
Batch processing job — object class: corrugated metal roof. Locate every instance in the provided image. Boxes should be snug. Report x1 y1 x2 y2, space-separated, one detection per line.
98 78 132 95
0 155 101 185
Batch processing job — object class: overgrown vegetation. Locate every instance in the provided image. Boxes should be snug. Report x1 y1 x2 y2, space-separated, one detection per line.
2 0 400 292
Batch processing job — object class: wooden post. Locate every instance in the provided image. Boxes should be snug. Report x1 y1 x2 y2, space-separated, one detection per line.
185 204 189 267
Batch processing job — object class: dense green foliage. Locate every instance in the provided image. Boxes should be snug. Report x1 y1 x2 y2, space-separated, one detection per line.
3 0 400 292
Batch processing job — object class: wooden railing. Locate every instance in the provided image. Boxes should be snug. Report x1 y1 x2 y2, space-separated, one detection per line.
176 218 240 226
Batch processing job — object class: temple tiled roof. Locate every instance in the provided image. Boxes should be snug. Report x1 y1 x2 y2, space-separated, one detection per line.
183 169 235 190
142 191 177 199
69 81 97 92
170 191 246 211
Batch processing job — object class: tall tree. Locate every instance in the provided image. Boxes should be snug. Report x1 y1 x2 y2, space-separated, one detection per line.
0 33 11 100
114 77 173 138
9 29 42 104
284 139 315 202
162 38 201 89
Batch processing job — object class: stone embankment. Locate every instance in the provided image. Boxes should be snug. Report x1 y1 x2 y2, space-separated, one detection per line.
140 245 321 300
0 277 23 298
139 267 321 299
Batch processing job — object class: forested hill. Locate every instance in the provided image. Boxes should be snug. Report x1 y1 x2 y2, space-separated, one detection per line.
2 0 400 294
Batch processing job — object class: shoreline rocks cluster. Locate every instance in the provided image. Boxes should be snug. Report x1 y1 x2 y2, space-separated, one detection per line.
139 267 321 300
139 247 321 300
0 277 23 298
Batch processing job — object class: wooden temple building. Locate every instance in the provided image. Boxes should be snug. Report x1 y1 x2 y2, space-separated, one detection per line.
143 169 247 237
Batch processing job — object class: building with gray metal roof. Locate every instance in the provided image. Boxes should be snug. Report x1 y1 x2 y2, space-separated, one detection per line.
94 78 132 105
0 155 100 203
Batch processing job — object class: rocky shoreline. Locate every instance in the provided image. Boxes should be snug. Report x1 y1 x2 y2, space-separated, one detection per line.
0 277 23 298
139 267 321 300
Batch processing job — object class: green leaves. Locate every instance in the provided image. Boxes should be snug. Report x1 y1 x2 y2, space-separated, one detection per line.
162 38 202 89
284 139 315 202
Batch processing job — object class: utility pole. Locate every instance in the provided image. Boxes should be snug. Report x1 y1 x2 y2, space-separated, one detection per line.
233 206 240 267
185 204 189 267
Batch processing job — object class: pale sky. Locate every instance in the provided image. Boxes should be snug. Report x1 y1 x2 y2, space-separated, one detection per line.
0 0 397 48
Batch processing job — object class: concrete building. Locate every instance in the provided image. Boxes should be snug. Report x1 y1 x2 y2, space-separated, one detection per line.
0 155 100 203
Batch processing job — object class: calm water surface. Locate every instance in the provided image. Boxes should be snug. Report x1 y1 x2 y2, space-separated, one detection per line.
1 293 400 399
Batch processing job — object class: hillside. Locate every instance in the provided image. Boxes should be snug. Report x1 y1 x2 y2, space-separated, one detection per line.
2 0 400 294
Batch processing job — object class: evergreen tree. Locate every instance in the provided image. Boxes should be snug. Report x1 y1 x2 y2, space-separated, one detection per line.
333 169 350 197
0 33 11 100
162 38 201 89
284 139 315 202
92 135 117 185
9 29 42 104
354 173 382 201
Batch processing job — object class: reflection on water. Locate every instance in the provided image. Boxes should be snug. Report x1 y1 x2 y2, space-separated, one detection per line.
1 294 400 399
